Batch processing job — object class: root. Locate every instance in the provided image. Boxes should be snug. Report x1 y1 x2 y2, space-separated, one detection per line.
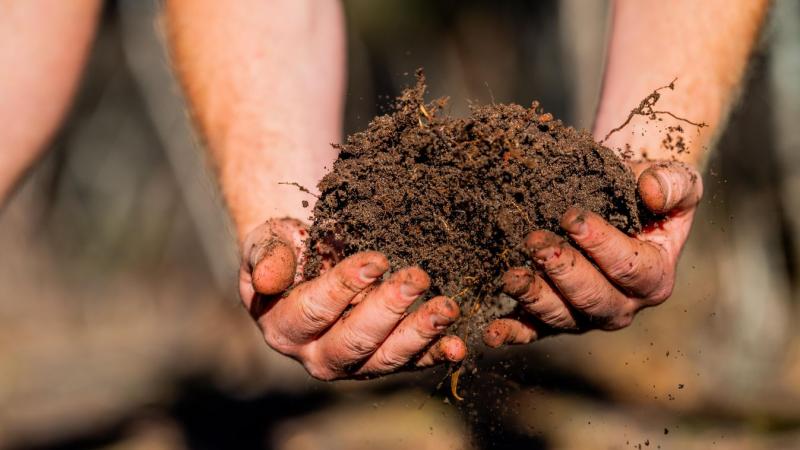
449 295 484 402
278 182 319 198
450 366 465 401
434 213 452 234
452 286 471 300
419 104 432 120
601 78 707 144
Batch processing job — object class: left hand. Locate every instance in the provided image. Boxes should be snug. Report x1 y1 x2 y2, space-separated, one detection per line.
484 160 703 347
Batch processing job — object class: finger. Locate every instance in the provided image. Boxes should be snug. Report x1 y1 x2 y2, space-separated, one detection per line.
262 251 389 345
357 296 460 374
415 335 467 368
638 161 702 214
560 208 667 296
316 267 430 366
251 238 297 296
483 318 539 348
241 218 308 300
501 268 578 329
525 230 635 329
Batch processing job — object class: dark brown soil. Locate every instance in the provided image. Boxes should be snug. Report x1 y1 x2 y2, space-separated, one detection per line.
304 70 642 330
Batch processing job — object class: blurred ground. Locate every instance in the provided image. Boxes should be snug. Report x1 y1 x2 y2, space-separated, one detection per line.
1 1 799 449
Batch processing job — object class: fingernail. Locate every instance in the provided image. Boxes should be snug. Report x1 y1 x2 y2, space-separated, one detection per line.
431 314 452 329
360 263 384 282
444 297 459 313
561 208 588 236
400 279 425 299
525 231 561 251
249 234 279 269
652 170 671 202
502 271 533 297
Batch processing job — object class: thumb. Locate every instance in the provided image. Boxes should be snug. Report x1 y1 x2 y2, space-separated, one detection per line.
243 219 306 296
637 161 703 214
251 238 297 295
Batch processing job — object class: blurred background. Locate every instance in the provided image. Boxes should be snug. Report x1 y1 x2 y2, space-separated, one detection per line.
2 0 799 449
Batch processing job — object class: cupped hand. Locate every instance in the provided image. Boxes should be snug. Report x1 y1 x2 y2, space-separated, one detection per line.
484 160 703 347
240 218 467 380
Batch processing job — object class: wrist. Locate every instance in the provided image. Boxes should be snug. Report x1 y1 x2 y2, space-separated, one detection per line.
215 133 329 245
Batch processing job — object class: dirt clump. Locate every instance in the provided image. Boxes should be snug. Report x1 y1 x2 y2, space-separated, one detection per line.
304 70 642 330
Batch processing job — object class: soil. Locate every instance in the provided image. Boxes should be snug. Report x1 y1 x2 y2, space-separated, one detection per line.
304 70 643 335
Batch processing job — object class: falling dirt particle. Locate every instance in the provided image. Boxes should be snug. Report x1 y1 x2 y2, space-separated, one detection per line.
302 200 309 208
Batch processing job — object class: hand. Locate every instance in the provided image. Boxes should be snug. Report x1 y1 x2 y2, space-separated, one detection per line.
484 161 703 347
240 218 467 380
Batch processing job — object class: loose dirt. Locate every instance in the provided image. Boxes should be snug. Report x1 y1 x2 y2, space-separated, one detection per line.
304 70 644 337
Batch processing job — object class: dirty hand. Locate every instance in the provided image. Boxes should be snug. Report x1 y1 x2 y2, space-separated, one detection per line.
239 218 467 380
484 161 703 347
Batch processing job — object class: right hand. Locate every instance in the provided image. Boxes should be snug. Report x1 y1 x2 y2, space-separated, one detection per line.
239 218 467 380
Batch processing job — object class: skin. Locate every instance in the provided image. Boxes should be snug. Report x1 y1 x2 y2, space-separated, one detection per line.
165 0 466 380
0 0 769 379
0 0 101 206
484 0 769 347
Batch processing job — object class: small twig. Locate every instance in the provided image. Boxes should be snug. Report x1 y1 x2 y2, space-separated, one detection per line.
434 213 452 234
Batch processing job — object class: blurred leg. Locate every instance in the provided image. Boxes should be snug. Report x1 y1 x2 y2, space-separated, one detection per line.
0 0 102 206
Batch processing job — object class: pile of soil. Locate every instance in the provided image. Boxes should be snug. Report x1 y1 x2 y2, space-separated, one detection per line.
305 71 643 331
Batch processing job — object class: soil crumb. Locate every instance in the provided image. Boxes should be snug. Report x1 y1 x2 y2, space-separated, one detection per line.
305 70 642 333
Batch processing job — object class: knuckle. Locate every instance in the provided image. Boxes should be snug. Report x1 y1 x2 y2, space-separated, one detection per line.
383 295 412 316
607 252 641 284
333 270 366 294
262 327 295 356
305 363 338 381
648 279 674 304
339 327 375 359
602 311 635 331
580 228 611 252
570 288 605 312
540 308 574 329
546 252 577 278
371 348 407 371
301 344 342 381
299 297 336 329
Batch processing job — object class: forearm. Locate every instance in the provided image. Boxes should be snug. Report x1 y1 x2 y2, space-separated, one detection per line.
165 0 346 243
0 0 100 204
594 0 769 168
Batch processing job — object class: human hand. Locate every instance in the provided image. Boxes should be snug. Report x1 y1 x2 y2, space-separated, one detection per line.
484 161 703 347
240 218 467 380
